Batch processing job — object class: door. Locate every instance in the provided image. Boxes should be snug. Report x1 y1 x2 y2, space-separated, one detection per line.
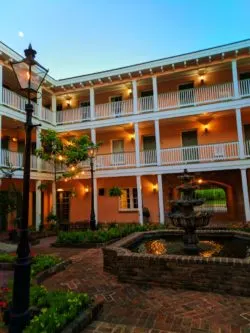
182 130 198 162
143 136 156 164
112 139 124 164
240 72 250 95
179 82 194 106
110 96 122 116
57 191 70 225
80 101 90 120
141 90 153 111
244 124 250 155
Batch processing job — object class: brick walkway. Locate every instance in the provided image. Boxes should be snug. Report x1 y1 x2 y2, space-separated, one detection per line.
34 240 250 333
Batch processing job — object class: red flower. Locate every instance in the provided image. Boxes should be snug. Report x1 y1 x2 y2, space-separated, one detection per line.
0 301 7 308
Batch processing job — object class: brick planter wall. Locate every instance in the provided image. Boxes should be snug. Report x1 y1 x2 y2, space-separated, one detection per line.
103 230 250 296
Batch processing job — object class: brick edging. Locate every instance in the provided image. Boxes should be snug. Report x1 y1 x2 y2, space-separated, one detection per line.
36 259 72 284
51 238 121 248
61 298 103 333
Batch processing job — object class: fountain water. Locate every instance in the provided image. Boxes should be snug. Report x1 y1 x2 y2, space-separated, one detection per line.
168 169 212 253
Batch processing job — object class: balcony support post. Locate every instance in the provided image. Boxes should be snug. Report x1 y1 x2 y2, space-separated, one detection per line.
35 180 42 231
0 64 3 104
240 168 250 222
132 80 138 114
152 76 158 111
235 108 245 159
90 88 95 120
232 60 239 98
134 122 140 167
157 174 164 224
154 119 161 165
51 95 57 125
37 86 42 119
136 175 143 225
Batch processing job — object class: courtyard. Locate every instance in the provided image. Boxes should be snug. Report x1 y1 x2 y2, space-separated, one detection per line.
10 236 250 333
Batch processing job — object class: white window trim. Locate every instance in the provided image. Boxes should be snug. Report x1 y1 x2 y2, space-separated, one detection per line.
119 187 138 212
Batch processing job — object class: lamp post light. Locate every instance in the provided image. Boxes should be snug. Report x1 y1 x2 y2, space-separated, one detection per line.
87 146 98 231
9 44 48 333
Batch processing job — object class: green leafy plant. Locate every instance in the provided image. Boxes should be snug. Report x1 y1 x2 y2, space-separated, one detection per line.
0 253 16 263
37 183 48 191
46 213 58 223
31 255 62 277
109 186 122 197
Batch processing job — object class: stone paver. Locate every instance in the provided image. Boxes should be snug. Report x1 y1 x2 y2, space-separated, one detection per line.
36 242 250 333
0 242 16 253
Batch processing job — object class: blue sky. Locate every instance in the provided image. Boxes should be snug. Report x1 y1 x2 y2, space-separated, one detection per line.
1 0 250 79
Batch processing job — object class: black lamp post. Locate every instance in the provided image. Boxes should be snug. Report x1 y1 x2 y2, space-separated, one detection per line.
9 44 48 333
87 146 97 231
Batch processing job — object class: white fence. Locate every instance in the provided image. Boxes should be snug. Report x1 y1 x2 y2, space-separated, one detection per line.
95 100 133 119
57 106 90 124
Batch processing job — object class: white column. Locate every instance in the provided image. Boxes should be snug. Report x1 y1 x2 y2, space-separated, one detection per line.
52 95 57 125
91 128 96 144
90 87 95 120
240 168 250 222
94 178 98 225
232 60 239 98
37 86 42 119
36 127 42 171
152 76 158 111
136 175 143 225
134 123 140 167
157 174 164 224
235 108 245 159
0 64 3 104
132 80 138 114
36 180 42 230
154 119 161 165
0 115 2 166
52 181 56 215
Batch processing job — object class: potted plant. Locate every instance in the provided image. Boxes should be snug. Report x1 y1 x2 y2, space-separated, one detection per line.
143 207 150 224
46 212 58 230
109 186 122 197
37 183 48 191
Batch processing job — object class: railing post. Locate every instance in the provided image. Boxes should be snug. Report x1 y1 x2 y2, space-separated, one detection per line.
134 122 140 167
90 87 95 120
136 175 143 225
36 180 42 231
240 168 250 222
154 119 161 165
232 60 239 98
37 86 42 119
235 108 245 159
157 174 164 224
52 95 57 125
0 115 2 166
0 64 2 104
132 80 138 114
152 76 158 111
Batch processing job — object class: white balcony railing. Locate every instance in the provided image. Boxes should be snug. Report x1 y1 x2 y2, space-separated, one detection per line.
140 150 157 166
2 87 38 116
95 100 133 120
41 106 53 123
158 82 234 111
1 150 52 172
96 152 136 169
239 79 250 97
57 106 90 124
161 142 239 165
138 96 154 112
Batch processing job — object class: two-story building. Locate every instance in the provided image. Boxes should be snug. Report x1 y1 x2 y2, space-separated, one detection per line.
1 39 250 229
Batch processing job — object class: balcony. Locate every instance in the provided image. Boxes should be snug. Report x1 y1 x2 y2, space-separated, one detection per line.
56 106 90 124
92 141 241 170
1 149 52 172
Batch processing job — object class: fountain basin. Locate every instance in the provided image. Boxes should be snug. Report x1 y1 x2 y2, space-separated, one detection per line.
103 230 250 296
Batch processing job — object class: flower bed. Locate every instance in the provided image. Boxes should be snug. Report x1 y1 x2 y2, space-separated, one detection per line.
0 285 101 333
54 224 165 247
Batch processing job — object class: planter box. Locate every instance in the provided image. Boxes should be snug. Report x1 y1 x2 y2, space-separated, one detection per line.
52 238 121 249
61 298 103 333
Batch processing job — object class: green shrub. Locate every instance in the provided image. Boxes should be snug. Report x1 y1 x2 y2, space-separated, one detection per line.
23 286 90 333
56 224 164 245
31 255 62 277
0 253 15 263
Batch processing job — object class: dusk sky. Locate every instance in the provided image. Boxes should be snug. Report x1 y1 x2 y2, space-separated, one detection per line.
1 0 250 79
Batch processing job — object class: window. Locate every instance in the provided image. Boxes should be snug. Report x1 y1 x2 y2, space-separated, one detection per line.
80 101 90 107
112 139 124 165
57 104 63 111
110 96 122 116
119 188 138 210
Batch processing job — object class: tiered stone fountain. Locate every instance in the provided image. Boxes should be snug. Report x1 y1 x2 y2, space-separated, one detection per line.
168 169 212 253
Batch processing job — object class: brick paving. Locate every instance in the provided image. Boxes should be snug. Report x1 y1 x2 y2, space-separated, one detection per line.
33 238 250 333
